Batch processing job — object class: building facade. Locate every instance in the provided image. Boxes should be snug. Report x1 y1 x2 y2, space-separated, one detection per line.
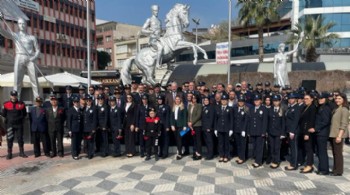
298 0 350 47
0 0 97 74
96 20 141 69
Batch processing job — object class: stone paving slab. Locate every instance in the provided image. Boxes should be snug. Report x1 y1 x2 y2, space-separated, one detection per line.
2 145 350 194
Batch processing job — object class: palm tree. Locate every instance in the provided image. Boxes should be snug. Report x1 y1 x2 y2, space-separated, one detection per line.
237 1 281 63
288 15 339 62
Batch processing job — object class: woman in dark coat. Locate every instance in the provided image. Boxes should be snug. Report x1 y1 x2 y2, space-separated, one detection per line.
314 92 332 175
123 94 138 157
170 95 188 160
201 96 215 160
299 93 317 173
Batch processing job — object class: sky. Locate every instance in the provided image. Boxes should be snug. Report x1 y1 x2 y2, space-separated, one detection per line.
95 0 239 29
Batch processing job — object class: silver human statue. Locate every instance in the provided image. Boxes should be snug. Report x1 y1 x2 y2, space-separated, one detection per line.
274 32 304 88
121 4 208 85
141 5 163 69
0 14 40 99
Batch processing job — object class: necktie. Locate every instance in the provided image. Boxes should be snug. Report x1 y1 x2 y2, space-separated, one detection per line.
173 92 176 100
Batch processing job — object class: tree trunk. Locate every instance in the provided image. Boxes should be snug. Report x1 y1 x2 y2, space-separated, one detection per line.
306 46 318 62
258 28 264 63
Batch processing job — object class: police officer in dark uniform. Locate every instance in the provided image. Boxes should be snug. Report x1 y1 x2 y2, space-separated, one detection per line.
264 81 272 97
136 95 151 157
268 95 286 169
248 94 268 168
156 95 171 159
201 96 215 160
83 95 98 159
78 84 86 98
1 90 27 159
214 94 233 163
29 97 50 158
233 95 249 164
108 96 123 157
96 94 109 157
67 96 83 160
254 82 264 95
315 92 332 175
284 93 301 170
63 85 74 110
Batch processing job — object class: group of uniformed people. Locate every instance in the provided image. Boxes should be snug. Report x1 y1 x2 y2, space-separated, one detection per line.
1 80 349 176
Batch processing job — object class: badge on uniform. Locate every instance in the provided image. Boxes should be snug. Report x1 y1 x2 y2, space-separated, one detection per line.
114 110 117 113
241 111 244 115
226 109 229 112
292 109 294 112
101 107 104 112
259 110 263 115
205 110 208 114
90 110 93 113
162 108 165 111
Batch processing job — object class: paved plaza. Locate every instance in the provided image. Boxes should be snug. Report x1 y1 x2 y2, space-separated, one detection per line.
1 143 350 195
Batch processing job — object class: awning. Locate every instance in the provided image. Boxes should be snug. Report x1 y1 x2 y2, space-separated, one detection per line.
39 71 101 87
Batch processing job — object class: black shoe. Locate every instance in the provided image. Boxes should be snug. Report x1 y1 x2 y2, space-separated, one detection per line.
162 155 168 159
183 151 190 156
88 155 93 159
50 153 57 158
252 163 261 168
193 155 202 161
45 153 51 157
113 154 122 157
59 154 64 158
316 171 329 175
284 166 297 171
176 155 182 160
19 153 28 158
6 153 12 160
218 158 224 162
145 156 151 161
330 172 342 176
73 156 79 160
140 154 145 158
155 156 159 161
101 154 107 158
34 154 41 158
205 156 213 160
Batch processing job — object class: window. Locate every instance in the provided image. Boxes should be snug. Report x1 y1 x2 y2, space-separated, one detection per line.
106 36 111 42
116 45 127 54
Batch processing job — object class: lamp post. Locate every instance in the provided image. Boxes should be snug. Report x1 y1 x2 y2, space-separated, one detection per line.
227 0 232 85
86 0 91 89
192 18 200 45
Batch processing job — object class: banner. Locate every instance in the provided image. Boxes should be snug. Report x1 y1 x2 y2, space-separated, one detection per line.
0 0 29 21
13 0 39 12
216 42 229 64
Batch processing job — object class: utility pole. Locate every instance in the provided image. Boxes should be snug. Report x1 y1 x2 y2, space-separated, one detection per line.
227 0 232 85
86 0 91 88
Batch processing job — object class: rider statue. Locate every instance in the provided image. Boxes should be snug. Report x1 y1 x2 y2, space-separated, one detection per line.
0 12 41 99
141 5 164 69
273 33 303 88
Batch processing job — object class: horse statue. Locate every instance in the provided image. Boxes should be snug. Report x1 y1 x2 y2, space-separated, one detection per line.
121 3 208 85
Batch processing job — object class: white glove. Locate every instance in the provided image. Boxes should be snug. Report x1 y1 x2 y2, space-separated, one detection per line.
229 130 233 137
241 131 246 137
214 130 218 137
289 132 295 140
280 135 286 139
